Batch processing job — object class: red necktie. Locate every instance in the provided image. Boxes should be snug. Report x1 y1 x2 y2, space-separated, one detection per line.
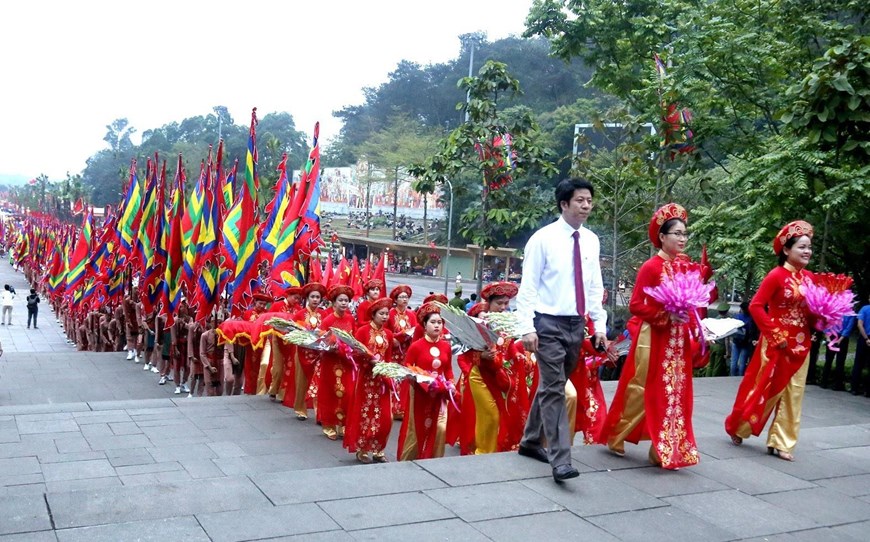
573 230 586 316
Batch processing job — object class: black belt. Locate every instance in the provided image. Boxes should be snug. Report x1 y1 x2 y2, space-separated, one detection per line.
535 312 584 323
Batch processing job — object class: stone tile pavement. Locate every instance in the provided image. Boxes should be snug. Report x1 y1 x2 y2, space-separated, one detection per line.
2 263 870 540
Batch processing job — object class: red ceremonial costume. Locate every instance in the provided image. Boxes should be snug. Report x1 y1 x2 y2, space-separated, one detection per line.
317 285 357 439
601 204 706 469
459 282 528 455
280 283 327 418
241 304 267 395
355 278 385 327
397 335 454 460
725 221 815 454
387 285 416 419
344 302 394 459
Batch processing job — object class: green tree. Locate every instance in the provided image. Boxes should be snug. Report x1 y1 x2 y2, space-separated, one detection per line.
354 114 442 241
410 60 558 292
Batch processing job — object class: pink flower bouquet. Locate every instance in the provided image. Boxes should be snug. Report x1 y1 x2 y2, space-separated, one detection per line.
801 273 856 351
643 261 716 319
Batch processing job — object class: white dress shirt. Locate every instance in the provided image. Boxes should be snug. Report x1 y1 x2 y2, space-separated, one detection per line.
516 216 607 336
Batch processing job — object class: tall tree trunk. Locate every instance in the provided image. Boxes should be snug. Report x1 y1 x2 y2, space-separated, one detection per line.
819 206 831 271
476 190 487 295
422 193 429 244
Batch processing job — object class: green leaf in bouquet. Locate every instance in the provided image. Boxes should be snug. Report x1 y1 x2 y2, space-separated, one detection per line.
328 327 374 358
434 301 497 351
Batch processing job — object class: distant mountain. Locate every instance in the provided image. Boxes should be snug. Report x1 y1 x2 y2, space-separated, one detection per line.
0 174 31 186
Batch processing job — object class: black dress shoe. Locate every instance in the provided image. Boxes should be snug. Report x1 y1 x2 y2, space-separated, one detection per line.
518 445 549 464
552 464 579 483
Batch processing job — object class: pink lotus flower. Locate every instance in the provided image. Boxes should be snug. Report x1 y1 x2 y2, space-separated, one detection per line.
801 273 856 350
643 263 716 318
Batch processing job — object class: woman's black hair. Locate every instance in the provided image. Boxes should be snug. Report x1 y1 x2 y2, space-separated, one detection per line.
660 218 687 237
421 311 442 325
777 235 801 266
486 294 510 304
555 178 594 213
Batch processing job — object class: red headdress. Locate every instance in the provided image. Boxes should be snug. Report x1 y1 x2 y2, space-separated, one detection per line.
416 302 441 322
649 203 688 248
773 220 813 255
283 287 303 298
480 281 519 301
252 292 274 303
423 293 449 305
362 278 384 293
389 285 412 300
301 282 327 299
326 284 353 302
468 301 489 317
368 297 394 318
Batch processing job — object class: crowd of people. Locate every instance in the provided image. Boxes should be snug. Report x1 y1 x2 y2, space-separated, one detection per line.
7 176 867 484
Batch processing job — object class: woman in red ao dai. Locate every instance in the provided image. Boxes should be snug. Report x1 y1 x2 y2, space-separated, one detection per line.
344 298 395 463
318 285 357 441
397 304 455 460
281 282 327 420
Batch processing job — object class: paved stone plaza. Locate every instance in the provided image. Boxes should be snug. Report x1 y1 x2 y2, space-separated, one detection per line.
1 261 870 541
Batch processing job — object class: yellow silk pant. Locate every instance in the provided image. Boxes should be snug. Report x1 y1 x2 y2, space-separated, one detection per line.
469 366 499 454
766 356 810 453
565 379 578 446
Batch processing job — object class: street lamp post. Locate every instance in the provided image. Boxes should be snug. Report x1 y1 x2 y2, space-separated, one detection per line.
442 179 454 296
459 32 485 124
213 105 228 144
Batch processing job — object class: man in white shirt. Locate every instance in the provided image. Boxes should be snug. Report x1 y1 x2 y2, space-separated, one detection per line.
516 178 607 483
1 284 15 325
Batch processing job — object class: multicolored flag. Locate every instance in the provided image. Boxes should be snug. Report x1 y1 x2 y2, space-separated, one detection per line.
118 161 142 263
269 122 322 288
221 109 261 314
182 156 207 287
259 153 293 264
161 154 186 326
193 141 223 323
65 209 94 293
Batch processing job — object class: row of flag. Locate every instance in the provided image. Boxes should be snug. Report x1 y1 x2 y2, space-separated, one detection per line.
7 109 327 325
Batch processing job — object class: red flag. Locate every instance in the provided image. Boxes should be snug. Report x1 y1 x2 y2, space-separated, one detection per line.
349 256 362 298
308 254 323 283
335 256 350 287
72 197 85 216
372 252 386 298
324 256 335 288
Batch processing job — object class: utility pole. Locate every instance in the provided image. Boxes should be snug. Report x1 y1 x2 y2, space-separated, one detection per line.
365 162 372 238
459 32 486 124
392 165 399 241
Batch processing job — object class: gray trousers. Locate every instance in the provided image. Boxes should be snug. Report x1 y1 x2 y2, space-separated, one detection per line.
521 313 585 467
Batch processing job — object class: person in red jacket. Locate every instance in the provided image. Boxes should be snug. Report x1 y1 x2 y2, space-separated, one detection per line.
726 221 816 462
240 292 272 395
318 285 356 440
397 303 455 460
355 278 384 327
388 285 416 420
601 204 708 469
344 297 394 463
282 282 327 419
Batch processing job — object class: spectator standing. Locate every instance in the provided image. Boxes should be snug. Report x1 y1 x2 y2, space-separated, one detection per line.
465 293 479 314
448 289 467 311
821 314 855 391
849 296 870 396
1 285 14 325
730 302 757 376
26 288 40 329
706 302 732 377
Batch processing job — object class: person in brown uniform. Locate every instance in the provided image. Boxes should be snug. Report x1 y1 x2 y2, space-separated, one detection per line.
123 288 141 362
200 314 224 396
187 316 205 397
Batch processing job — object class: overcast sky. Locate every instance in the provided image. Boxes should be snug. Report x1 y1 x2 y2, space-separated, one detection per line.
0 0 535 181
